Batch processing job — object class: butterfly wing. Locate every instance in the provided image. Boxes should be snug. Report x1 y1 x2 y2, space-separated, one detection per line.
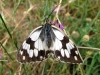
51 25 83 63
17 26 46 63
17 24 83 64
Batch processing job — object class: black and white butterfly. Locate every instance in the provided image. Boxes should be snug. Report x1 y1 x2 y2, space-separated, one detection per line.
17 23 83 64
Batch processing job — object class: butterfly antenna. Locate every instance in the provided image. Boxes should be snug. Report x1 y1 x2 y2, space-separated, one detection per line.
45 5 58 23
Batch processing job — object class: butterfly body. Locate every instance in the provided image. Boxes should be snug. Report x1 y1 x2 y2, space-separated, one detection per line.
17 23 83 64
39 23 55 49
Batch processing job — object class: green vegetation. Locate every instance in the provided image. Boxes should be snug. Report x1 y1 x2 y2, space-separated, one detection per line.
0 0 100 75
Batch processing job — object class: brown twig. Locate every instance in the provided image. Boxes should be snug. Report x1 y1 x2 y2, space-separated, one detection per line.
78 46 100 51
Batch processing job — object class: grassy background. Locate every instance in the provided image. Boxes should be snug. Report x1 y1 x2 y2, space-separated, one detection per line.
0 0 100 75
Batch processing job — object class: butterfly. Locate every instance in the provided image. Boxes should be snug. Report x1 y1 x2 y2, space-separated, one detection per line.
17 22 83 64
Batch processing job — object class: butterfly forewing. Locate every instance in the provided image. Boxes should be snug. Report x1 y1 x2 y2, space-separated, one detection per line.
17 23 83 63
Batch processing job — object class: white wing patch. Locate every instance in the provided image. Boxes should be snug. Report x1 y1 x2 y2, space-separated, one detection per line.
29 49 34 58
53 29 64 40
61 49 65 57
29 30 41 41
23 56 25 60
34 49 38 57
20 50 23 55
66 43 71 54
52 38 62 50
74 56 78 60
22 41 30 50
75 51 78 55
64 49 70 58
22 40 30 54
34 38 43 50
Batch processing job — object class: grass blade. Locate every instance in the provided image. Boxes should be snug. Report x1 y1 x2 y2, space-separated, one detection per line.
0 42 13 60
